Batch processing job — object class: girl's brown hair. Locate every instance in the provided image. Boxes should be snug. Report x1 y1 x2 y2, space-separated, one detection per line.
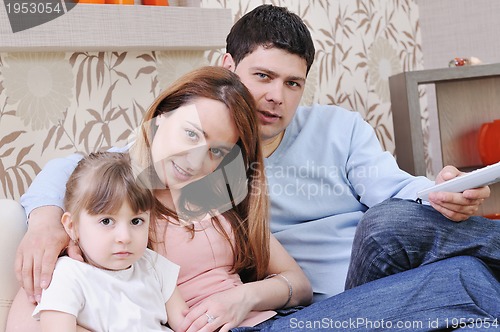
131 66 270 281
64 152 155 222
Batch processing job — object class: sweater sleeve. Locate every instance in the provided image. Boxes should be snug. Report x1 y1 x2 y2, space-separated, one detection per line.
20 153 83 218
20 145 132 218
345 112 432 207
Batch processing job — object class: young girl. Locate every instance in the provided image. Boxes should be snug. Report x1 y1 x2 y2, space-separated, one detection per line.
32 152 188 332
8 66 313 332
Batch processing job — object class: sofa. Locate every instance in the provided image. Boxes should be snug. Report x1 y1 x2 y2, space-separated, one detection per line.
0 199 27 331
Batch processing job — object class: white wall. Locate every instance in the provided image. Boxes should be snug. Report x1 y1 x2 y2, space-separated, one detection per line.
417 0 500 176
418 0 500 69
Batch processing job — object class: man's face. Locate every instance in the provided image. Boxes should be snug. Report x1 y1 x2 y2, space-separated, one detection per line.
223 46 307 147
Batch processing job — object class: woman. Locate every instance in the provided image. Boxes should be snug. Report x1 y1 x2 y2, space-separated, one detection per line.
7 66 313 332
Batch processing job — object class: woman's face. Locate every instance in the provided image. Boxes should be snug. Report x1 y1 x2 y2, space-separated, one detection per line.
151 97 239 189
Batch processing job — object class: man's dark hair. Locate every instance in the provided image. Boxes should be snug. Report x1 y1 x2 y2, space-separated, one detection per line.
226 4 316 75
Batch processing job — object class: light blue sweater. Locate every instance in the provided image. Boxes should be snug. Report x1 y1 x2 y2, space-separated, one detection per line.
21 104 432 302
264 105 431 301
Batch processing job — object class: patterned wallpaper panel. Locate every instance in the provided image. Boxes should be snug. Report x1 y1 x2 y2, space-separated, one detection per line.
0 0 426 200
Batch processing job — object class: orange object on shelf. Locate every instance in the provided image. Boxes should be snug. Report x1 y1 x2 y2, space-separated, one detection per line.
77 0 105 3
105 0 134 4
478 119 500 166
142 0 168 5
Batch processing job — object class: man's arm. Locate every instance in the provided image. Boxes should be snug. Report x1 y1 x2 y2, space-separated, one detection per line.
346 112 489 221
20 154 83 216
15 206 70 304
17 154 83 303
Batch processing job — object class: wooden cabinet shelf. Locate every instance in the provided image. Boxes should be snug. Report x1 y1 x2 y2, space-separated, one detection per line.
0 5 232 52
389 63 500 216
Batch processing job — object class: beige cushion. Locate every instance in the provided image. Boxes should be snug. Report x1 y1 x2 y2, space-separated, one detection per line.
0 199 27 332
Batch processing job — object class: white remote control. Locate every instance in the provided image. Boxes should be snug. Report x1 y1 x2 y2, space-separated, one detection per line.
417 161 500 201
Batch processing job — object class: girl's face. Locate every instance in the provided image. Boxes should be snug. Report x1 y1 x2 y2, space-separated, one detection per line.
151 97 239 190
71 202 150 271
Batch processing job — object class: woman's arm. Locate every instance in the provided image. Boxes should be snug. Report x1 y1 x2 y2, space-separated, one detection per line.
182 234 312 332
40 311 77 332
253 234 313 309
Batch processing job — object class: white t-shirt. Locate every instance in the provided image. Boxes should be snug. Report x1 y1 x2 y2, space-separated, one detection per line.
33 249 179 332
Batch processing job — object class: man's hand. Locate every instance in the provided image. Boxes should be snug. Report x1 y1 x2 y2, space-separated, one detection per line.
14 206 70 303
429 165 491 222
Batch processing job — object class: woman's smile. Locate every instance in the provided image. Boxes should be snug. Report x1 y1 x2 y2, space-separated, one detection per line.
171 161 193 182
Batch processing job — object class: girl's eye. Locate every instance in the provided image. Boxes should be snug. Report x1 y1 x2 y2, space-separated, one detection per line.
100 218 113 226
131 218 144 226
185 129 199 142
210 148 225 159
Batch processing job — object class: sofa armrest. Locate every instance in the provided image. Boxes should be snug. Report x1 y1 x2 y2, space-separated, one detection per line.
0 199 27 332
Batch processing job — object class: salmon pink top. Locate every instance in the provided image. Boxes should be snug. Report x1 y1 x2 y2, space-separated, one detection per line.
154 215 276 327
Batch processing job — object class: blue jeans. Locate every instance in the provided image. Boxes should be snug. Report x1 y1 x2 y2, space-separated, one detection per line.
346 198 500 289
231 256 499 331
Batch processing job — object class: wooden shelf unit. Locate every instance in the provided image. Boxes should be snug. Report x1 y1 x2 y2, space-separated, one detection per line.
389 63 500 216
0 4 232 52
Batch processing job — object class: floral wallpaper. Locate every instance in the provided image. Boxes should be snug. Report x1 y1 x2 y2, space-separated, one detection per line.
0 0 426 200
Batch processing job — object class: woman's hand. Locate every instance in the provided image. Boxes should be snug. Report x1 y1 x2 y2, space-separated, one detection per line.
180 286 254 332
179 235 312 332
15 206 83 303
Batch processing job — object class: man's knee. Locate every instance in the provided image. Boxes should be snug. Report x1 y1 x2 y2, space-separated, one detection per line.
443 256 500 316
435 256 485 271
432 256 498 287
358 198 435 240
357 199 408 239
441 256 496 280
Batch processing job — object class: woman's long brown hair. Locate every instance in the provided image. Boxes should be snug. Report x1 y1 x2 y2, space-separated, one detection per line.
130 66 270 281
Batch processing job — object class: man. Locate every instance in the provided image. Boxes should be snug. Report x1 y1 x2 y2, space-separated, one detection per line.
219 4 497 299
11 4 499 328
